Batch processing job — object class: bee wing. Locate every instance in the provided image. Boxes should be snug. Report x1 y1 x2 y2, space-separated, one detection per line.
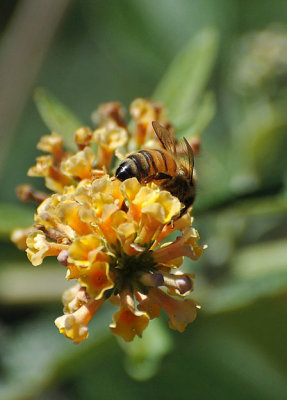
152 121 177 154
173 137 194 180
183 137 194 180
152 121 194 179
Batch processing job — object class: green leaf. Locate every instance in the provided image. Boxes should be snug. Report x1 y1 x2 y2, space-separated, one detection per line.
153 27 219 127
232 238 287 279
0 309 113 400
232 194 287 216
0 203 33 239
34 87 83 151
118 318 173 381
197 238 287 314
177 91 216 137
193 325 287 400
44 300 287 400
234 99 287 178
0 261 69 305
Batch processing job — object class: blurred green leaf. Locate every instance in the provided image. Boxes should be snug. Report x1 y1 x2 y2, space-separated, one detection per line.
198 272 287 314
118 318 173 381
0 262 69 305
194 325 287 400
233 99 287 178
45 299 287 400
232 238 287 279
34 88 83 151
234 194 287 216
0 203 33 239
0 309 113 400
248 102 287 179
197 238 287 314
177 91 216 138
153 27 219 127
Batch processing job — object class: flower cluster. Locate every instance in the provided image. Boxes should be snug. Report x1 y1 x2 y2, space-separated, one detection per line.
231 25 287 94
12 98 205 343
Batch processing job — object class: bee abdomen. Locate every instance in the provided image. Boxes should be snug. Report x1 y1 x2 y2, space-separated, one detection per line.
139 149 176 175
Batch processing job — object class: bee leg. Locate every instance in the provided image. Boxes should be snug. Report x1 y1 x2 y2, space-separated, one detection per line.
142 175 157 184
154 172 173 181
169 206 187 227
142 173 172 184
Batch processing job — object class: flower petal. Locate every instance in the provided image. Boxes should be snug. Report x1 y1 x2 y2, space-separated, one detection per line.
109 307 149 342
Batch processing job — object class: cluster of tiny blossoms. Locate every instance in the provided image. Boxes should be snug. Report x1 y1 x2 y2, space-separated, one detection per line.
12 99 205 343
231 25 287 94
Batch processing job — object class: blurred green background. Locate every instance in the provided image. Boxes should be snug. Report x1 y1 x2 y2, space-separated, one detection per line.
1 1 287 399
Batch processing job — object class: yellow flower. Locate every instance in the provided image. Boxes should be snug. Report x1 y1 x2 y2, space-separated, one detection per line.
92 102 126 129
130 98 167 147
109 290 150 342
131 184 181 244
149 288 200 332
26 230 68 266
28 134 74 193
136 292 161 319
61 283 88 314
55 298 105 344
74 127 92 149
11 226 34 250
28 155 53 177
110 307 150 342
37 133 64 159
61 147 95 179
68 234 105 267
16 184 48 203
23 175 203 340
12 97 206 343
78 261 114 299
93 126 128 169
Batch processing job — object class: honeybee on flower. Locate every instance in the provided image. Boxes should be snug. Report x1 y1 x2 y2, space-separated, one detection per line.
12 98 205 343
116 121 196 218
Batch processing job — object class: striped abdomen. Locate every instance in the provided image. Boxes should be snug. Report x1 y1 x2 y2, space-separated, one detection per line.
115 149 177 182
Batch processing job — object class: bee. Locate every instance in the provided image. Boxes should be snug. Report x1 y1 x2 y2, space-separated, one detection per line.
115 121 196 217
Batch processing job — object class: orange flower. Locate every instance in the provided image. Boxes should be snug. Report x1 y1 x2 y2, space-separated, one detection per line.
55 298 105 344
79 261 114 300
12 97 205 343
110 290 149 342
